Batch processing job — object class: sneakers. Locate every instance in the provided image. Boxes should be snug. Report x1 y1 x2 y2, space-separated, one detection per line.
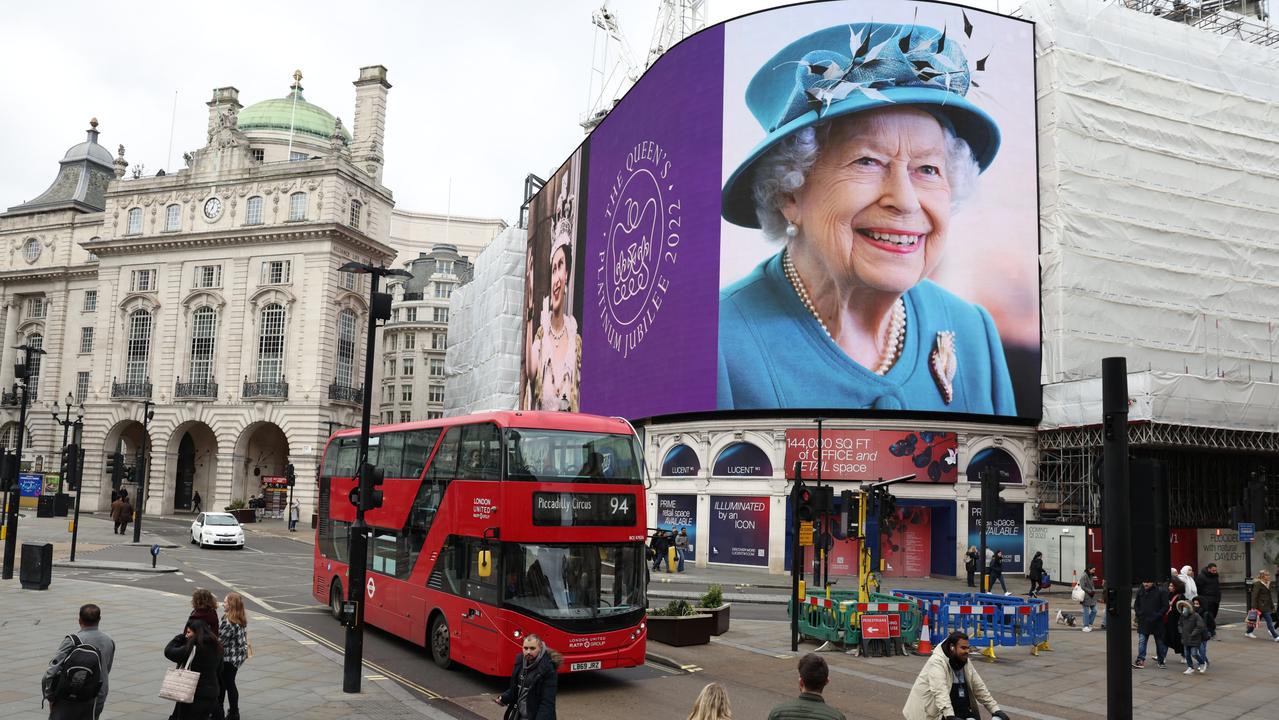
1197 664 1207 674
1182 667 1195 675
1156 661 1167 669
1082 626 1092 632
1132 658 1145 669
1272 635 1279 642
1246 632 1257 639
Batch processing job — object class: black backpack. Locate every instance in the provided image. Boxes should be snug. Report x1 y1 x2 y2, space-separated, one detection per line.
42 634 103 704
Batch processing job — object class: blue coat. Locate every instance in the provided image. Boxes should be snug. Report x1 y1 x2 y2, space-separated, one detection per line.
717 253 1016 414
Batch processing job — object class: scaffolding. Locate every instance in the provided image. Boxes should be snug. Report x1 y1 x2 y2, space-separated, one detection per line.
1037 422 1279 527
1122 0 1279 47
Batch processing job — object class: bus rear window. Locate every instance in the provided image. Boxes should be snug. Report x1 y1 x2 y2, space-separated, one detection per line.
505 430 642 484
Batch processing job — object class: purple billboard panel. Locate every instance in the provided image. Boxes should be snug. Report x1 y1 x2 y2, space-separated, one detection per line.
661 444 701 477
709 494 769 567
656 494 698 561
578 25 725 420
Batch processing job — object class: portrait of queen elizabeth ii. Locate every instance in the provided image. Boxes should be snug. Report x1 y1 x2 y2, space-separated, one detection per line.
717 19 1022 414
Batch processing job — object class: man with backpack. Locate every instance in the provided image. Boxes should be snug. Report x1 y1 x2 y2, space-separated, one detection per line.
43 604 115 719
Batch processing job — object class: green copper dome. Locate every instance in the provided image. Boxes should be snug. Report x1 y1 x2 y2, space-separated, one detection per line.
238 85 350 143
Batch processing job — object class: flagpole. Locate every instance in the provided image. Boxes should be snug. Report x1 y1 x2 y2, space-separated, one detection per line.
286 69 302 161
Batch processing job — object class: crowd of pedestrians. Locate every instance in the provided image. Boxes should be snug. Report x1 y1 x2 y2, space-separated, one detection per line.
649 527 691 573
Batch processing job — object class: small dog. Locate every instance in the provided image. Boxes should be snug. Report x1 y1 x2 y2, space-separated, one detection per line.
1056 609 1078 627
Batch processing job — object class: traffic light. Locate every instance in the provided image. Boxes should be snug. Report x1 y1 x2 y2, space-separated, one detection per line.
106 452 124 490
795 481 814 522
360 463 385 511
813 486 834 515
61 444 79 491
1247 471 1268 533
285 463 297 488
981 468 1006 524
840 490 861 538
0 451 16 492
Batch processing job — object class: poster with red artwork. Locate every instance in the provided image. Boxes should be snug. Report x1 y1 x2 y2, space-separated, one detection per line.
880 506 932 578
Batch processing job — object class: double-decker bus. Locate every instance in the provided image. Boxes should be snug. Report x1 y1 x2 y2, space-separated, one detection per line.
312 411 648 675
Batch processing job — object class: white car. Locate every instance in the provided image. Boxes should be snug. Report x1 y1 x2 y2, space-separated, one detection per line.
191 512 246 549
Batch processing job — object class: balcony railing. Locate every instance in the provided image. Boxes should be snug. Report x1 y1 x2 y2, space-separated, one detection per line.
243 377 288 399
1 388 35 406
175 377 218 399
328 382 363 404
111 378 152 399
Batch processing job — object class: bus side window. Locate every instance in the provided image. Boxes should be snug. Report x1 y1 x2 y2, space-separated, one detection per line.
460 423 501 480
403 428 441 479
429 427 461 485
375 432 405 479
335 438 359 477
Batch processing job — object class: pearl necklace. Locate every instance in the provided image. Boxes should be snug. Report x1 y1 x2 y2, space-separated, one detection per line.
782 249 906 375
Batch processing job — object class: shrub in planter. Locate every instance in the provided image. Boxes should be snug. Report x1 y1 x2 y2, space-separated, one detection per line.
647 600 713 646
698 585 731 636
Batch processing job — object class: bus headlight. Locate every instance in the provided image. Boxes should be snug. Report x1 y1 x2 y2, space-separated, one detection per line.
512 629 523 639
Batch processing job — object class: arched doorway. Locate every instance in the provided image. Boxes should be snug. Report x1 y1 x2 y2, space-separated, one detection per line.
233 422 291 505
102 419 149 503
176 433 196 510
164 421 219 513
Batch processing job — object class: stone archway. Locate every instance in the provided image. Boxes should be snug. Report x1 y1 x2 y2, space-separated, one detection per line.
164 421 218 513
102 419 148 501
232 422 290 504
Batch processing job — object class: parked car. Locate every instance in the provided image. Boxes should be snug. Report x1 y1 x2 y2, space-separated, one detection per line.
190 512 246 549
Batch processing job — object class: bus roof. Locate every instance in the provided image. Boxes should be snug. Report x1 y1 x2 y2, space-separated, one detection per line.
327 410 634 441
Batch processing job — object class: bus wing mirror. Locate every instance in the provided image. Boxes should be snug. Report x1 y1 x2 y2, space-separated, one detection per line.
477 549 493 578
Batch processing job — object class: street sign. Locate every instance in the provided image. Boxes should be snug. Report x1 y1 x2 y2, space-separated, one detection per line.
799 521 814 547
860 614 901 640
1239 522 1256 543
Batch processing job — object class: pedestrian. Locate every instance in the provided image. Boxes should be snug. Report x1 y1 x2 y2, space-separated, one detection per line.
1078 565 1099 632
903 631 1010 720
109 494 126 535
676 528 690 572
1164 578 1185 661
163 619 223 720
987 550 1008 595
1176 600 1207 674
214 593 249 720
1132 579 1170 669
767 653 845 720
1027 551 1044 598
1173 565 1197 601
1191 596 1212 670
42 603 115 720
1195 563 1221 636
687 682 732 720
288 499 300 532
964 546 978 588
652 530 670 573
109 489 119 504
1246 569 1279 640
192 491 203 514
495 634 559 720
189 588 220 629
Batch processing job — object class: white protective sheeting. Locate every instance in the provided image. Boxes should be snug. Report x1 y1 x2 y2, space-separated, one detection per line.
1028 0 1279 431
444 226 527 416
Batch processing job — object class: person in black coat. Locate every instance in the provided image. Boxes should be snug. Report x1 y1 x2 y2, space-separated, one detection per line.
1027 552 1045 598
964 546 979 588
164 619 222 720
987 550 1008 594
1195 563 1221 636
1132 580 1170 668
495 635 559 720
1163 578 1185 660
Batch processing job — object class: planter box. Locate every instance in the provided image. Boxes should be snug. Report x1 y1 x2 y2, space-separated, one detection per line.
228 509 256 524
701 604 731 635
647 612 714 646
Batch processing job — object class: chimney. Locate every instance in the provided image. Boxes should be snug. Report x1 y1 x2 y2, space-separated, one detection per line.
351 65 391 183
206 87 241 146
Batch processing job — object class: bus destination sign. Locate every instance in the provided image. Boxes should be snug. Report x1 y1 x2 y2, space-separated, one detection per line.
532 492 636 527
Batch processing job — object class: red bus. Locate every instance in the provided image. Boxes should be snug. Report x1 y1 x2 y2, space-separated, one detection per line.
312 411 649 675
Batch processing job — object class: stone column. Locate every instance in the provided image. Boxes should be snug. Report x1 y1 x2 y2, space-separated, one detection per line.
0 298 20 387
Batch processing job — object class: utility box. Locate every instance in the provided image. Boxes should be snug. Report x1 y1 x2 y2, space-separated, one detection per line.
36 495 55 518
20 542 53 590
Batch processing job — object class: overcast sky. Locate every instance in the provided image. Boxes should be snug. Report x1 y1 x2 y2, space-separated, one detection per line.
0 0 1007 225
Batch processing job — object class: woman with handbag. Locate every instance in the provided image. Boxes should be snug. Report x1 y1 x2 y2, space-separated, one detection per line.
1246 569 1279 640
215 593 249 720
162 619 222 720
964 546 978 588
1027 552 1045 598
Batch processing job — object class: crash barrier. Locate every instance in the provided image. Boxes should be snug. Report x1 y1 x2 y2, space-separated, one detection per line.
891 590 1051 661
787 590 922 653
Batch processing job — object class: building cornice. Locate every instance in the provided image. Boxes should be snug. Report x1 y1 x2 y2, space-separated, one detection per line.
83 222 395 261
0 264 98 283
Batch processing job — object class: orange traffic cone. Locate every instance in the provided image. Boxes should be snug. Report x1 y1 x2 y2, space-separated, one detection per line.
916 613 933 656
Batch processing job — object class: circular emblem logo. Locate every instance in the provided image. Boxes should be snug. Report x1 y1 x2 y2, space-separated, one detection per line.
598 140 681 358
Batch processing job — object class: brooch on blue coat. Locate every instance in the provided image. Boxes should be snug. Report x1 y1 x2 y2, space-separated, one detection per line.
930 331 957 404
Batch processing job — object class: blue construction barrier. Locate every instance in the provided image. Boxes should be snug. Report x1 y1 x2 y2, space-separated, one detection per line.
892 589 1052 661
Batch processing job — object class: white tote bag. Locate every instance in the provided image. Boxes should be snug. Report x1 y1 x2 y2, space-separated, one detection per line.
159 646 200 703
1071 584 1086 603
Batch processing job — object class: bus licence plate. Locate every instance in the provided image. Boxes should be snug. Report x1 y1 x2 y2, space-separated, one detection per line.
570 661 602 672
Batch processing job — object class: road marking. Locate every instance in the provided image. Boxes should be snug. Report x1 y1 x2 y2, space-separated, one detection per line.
193 569 281 612
827 665 1070 720
183 578 193 583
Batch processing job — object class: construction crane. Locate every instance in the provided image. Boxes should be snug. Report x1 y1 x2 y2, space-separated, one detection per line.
580 1 707 133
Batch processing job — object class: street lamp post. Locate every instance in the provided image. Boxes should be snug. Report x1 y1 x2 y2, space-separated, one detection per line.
2 343 47 580
68 412 85 562
338 261 410 693
132 399 155 544
53 392 84 509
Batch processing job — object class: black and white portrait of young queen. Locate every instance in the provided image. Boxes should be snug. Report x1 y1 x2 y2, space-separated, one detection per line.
717 0 1039 419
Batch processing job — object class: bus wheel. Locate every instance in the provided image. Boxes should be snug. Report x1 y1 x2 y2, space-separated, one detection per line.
330 580 345 622
429 614 453 669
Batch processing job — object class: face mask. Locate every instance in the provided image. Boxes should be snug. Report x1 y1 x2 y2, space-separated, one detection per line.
1181 607 1191 616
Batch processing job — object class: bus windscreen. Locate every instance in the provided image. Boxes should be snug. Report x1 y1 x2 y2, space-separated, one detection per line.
501 543 646 622
505 430 642 484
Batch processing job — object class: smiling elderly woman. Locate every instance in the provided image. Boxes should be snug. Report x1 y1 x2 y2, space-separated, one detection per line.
717 21 1016 414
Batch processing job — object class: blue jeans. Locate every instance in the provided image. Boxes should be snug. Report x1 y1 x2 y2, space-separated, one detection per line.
1184 644 1203 669
1199 640 1208 664
1081 604 1097 628
677 548 686 572
1136 632 1167 662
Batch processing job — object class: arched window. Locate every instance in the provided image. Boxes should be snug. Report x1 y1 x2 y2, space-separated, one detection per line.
188 307 217 384
712 442 773 477
125 310 152 385
24 333 43 395
126 207 143 234
0 423 19 450
23 238 40 262
288 192 306 221
257 303 286 382
336 309 357 387
245 196 263 225
164 203 181 231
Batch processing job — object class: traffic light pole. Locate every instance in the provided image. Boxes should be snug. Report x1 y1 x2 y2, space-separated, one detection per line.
790 462 802 653
132 399 154 544
813 417 826 590
2 345 40 580
978 468 988 595
1102 357 1133 720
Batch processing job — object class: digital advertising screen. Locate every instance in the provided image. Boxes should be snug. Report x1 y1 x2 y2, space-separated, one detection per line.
522 0 1039 422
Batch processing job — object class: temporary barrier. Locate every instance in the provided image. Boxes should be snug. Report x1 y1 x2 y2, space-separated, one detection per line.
787 590 922 652
892 590 1051 661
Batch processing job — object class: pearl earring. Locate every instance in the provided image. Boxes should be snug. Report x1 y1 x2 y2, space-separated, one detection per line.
785 221 798 238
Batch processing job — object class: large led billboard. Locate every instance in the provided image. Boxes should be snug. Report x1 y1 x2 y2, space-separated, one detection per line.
522 0 1039 422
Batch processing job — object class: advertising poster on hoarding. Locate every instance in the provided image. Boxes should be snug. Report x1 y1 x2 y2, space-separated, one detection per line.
656 494 698 559
880 506 932 577
784 428 957 482
660 444 700 476
18 473 42 497
709 494 769 566
522 0 1039 422
967 501 1025 572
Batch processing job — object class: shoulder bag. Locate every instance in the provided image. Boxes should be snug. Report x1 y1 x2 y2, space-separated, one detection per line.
159 646 200 703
